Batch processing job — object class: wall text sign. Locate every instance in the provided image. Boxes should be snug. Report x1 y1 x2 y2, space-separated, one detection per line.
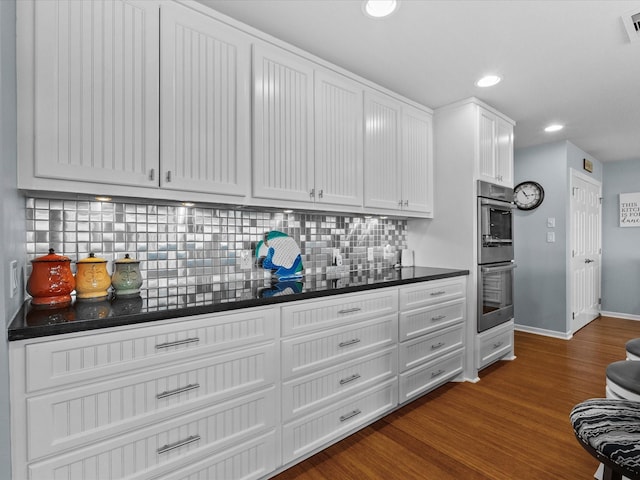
620 192 640 227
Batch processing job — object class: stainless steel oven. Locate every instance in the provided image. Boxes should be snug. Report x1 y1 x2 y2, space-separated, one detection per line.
477 181 516 333
477 261 516 332
477 181 514 264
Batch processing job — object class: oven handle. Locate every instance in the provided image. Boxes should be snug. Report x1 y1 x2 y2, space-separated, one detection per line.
481 263 517 274
480 198 516 209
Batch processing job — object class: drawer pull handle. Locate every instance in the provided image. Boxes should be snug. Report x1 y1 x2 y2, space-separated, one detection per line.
430 291 446 296
157 434 200 455
431 369 446 378
338 307 362 314
431 315 446 322
431 342 445 350
339 373 361 385
155 337 200 349
339 409 362 422
338 338 361 348
157 383 200 399
493 341 504 349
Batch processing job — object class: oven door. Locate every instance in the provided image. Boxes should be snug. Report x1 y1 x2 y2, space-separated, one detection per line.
478 198 514 264
477 262 516 333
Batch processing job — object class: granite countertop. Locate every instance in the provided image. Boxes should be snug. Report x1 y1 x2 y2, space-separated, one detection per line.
8 266 469 341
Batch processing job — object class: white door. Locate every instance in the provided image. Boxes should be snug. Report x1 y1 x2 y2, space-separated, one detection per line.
314 69 363 207
33 0 160 187
401 105 433 215
363 90 402 210
570 170 602 333
252 43 315 203
160 2 251 197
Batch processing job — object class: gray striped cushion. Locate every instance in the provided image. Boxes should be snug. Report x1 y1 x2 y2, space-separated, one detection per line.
571 398 640 477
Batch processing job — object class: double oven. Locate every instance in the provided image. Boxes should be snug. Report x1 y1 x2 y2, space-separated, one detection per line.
477 181 516 333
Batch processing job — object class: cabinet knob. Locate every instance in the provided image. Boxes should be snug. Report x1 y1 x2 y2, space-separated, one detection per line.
166 171 172 182
149 169 155 181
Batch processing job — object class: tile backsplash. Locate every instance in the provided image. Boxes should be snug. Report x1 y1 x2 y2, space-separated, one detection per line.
25 197 407 289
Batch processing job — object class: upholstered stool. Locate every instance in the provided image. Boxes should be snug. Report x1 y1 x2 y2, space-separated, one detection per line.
626 339 640 361
606 361 640 401
571 398 640 480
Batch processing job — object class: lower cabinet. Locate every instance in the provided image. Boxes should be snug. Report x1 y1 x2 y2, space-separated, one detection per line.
10 278 469 480
476 319 515 370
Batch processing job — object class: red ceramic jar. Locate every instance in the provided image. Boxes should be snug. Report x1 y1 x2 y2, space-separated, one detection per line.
26 248 76 306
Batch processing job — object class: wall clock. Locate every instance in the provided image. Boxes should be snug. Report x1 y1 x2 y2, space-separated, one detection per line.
514 181 545 210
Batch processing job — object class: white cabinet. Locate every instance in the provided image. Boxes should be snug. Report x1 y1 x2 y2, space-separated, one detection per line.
279 289 398 465
397 277 466 403
25 0 161 188
9 307 280 480
160 1 251 197
364 90 433 216
476 319 515 369
252 44 364 208
252 42 315 203
477 107 514 187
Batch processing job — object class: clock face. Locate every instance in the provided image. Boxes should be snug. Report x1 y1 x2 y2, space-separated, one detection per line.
514 181 545 210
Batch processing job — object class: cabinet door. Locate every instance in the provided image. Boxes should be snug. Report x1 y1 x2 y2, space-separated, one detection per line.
253 43 315 202
314 69 364 207
160 2 250 197
401 105 433 215
364 91 402 210
495 117 514 186
477 108 497 183
33 0 160 187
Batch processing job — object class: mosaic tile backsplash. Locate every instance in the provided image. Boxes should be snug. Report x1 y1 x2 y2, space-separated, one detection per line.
25 197 408 293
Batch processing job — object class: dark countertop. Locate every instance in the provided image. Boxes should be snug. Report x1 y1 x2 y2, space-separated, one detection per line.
8 266 468 341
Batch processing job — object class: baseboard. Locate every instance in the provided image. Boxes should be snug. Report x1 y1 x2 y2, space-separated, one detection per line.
514 324 572 340
601 311 640 321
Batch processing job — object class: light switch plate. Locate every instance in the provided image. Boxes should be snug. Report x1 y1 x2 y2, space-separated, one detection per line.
240 250 252 270
9 260 18 298
547 232 555 243
547 217 556 228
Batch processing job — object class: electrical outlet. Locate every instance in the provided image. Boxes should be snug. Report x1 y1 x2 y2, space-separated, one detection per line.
240 250 252 270
547 232 556 243
9 260 18 298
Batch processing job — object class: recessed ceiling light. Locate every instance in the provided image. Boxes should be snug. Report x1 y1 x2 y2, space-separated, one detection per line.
544 124 564 133
181 202 195 207
95 196 112 202
363 0 398 18
284 209 294 214
475 75 502 88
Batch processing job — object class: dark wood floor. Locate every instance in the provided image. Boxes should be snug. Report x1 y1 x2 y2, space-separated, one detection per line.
274 316 640 479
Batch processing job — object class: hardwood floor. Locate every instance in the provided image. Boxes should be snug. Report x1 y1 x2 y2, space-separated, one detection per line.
273 316 640 480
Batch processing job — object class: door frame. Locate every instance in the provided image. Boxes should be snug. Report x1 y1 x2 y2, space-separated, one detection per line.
568 168 602 334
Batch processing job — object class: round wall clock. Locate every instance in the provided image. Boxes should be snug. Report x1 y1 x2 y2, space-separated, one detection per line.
514 181 545 210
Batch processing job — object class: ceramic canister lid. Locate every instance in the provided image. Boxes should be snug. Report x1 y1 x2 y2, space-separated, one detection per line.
31 248 72 263
114 253 139 264
77 252 107 263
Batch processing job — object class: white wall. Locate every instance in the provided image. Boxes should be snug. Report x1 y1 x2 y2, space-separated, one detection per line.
1 0 25 477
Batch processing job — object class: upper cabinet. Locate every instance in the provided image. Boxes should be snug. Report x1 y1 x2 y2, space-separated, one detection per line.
477 108 514 187
160 2 251 198
252 44 364 208
18 0 433 217
25 0 161 188
364 91 433 216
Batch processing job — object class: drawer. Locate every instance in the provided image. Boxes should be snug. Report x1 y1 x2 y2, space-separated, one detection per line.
154 429 279 480
281 314 397 379
281 288 398 337
399 278 465 311
28 386 277 480
399 298 464 341
399 348 464 403
24 306 276 392
399 323 464 372
282 378 397 463
26 343 277 461
282 346 397 422
477 321 514 369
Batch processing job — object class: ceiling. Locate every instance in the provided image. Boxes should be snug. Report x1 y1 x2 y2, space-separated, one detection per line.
196 0 640 163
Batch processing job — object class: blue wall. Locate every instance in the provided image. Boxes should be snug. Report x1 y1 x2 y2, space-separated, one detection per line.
602 159 640 317
514 140 603 335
